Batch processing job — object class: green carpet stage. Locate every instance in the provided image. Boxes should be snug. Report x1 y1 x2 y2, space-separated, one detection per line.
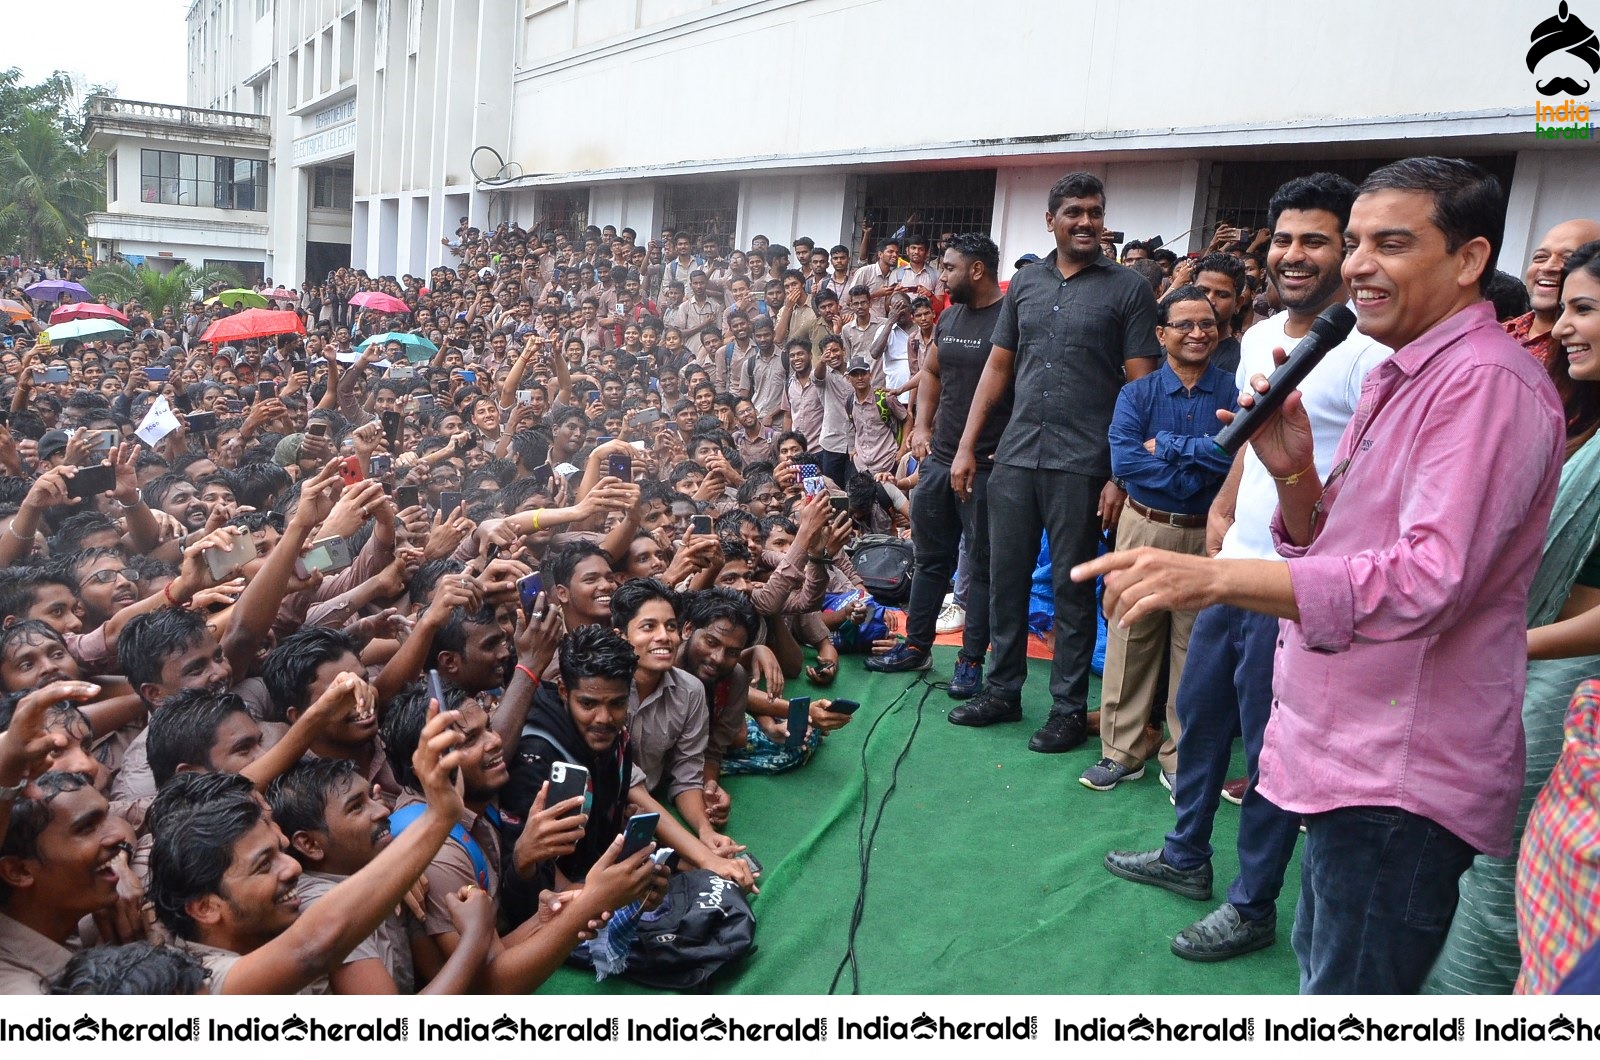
544 646 1302 995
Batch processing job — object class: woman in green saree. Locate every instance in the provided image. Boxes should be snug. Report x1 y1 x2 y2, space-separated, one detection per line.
1425 240 1600 994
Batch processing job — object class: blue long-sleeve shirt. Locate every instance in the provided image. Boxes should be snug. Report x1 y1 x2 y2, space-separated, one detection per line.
1109 360 1237 515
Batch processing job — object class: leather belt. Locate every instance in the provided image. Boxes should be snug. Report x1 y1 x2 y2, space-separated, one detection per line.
1126 497 1207 529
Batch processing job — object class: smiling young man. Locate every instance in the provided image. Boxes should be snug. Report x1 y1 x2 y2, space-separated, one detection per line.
1503 218 1600 365
1102 172 1391 966
1079 158 1564 993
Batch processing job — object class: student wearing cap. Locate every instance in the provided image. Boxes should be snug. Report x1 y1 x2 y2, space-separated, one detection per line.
846 355 906 476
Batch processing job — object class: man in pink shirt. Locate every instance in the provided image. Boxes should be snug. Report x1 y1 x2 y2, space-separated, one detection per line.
1077 157 1565 993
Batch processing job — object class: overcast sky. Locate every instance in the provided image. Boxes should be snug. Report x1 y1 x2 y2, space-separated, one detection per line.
10 0 189 106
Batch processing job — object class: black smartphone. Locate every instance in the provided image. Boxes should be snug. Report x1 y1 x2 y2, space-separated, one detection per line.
828 698 861 716
547 761 589 816
258 380 277 400
530 462 554 490
1104 230 1126 243
830 495 849 512
306 421 329 439
395 485 420 509
224 399 244 413
606 453 631 483
620 812 660 859
185 412 219 432
380 410 402 449
690 514 713 536
438 490 464 514
290 357 308 374
67 464 116 499
517 572 544 618
786 696 811 750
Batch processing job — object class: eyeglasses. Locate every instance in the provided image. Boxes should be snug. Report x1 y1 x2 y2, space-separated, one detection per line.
1159 319 1219 334
84 568 138 586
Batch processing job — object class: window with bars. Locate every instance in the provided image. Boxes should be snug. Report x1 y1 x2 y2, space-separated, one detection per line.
662 181 740 247
536 188 589 242
855 169 996 254
1205 155 1518 248
312 165 354 209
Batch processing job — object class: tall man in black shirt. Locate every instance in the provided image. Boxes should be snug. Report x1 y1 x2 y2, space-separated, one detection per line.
952 172 1161 752
867 235 1010 698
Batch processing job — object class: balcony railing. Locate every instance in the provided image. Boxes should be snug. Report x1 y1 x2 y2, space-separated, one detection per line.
87 96 270 135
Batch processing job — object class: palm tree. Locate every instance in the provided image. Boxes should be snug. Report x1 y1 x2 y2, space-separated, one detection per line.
0 108 102 260
84 261 244 320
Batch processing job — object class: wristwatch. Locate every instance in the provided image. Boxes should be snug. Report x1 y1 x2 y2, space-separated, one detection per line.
0 778 27 805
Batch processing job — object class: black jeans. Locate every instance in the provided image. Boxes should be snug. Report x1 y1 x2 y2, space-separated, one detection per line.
905 458 990 659
984 464 1102 717
815 448 851 488
1293 806 1476 993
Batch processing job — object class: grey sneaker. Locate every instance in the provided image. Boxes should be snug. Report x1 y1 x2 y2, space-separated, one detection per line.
1103 848 1213 901
1171 903 1277 962
1160 770 1176 805
1079 757 1146 791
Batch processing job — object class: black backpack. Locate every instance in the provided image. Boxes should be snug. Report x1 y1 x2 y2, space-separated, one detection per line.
848 534 915 607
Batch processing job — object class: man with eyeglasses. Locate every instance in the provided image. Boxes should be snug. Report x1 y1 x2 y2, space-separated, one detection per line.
1080 287 1236 794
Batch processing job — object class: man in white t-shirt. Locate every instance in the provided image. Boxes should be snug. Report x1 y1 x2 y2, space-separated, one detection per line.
1103 174 1391 963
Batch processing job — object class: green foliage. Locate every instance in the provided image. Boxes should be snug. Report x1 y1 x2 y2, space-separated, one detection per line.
0 67 105 260
84 261 245 318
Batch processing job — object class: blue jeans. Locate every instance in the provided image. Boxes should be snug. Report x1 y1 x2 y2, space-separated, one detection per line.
1163 604 1300 921
1293 806 1477 994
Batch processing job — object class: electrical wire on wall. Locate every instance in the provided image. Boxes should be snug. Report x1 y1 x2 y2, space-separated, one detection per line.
470 145 524 231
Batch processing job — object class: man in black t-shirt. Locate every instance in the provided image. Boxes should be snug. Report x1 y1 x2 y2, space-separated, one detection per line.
866 235 1010 698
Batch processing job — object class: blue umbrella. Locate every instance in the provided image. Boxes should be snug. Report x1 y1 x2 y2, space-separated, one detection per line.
357 331 438 363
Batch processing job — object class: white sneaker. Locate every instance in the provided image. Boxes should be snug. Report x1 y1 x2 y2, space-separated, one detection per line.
936 600 966 634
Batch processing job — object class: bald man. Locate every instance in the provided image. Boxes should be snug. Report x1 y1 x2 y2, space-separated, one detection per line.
1507 218 1600 365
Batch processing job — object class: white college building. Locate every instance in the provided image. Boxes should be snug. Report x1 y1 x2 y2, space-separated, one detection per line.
85 0 1600 286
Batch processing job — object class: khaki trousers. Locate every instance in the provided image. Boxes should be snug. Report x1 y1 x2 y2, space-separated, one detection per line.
1098 503 1207 773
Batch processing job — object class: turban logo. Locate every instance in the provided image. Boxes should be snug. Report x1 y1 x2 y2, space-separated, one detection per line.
1529 2 1600 95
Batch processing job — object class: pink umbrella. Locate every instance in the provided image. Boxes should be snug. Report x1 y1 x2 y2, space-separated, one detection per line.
349 291 409 315
50 302 130 326
264 288 296 300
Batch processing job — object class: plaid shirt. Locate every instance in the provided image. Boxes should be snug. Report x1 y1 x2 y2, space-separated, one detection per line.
1516 678 1600 993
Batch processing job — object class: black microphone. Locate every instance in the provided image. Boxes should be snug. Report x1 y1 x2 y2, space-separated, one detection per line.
1212 303 1357 456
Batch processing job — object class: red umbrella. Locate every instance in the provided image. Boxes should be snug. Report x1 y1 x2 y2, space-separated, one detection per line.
200 308 306 343
50 302 130 326
349 291 410 315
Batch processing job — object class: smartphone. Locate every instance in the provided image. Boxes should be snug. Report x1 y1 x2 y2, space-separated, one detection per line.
388 364 414 380
690 514 713 536
144 366 170 382
516 572 544 618
586 389 600 404
224 399 245 413
301 536 353 575
802 476 827 498
547 761 589 817
1104 230 1126 243
380 410 402 449
516 389 534 405
306 421 330 439
258 380 277 400
620 812 660 859
395 484 420 509
368 454 392 478
338 455 363 486
438 490 464 514
785 696 811 750
632 408 663 426
530 462 554 491
35 367 71 384
830 494 849 512
185 412 219 432
290 357 308 375
828 698 861 716
89 429 118 456
427 668 448 710
797 462 820 482
606 453 632 483
460 370 477 384
204 532 255 580
66 463 116 500
417 394 435 410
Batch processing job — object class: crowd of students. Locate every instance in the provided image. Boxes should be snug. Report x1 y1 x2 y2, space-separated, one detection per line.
0 157 1598 995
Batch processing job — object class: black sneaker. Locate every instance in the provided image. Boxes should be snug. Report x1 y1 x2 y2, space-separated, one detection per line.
947 690 1022 727
1103 848 1213 901
1171 903 1276 962
1028 711 1087 753
864 642 931 673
